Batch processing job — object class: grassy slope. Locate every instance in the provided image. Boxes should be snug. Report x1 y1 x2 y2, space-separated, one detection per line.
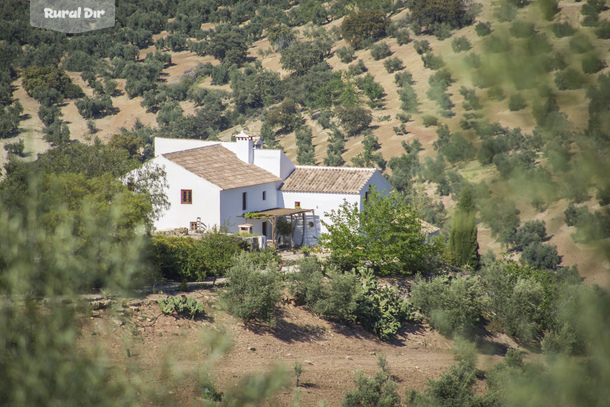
2 0 609 285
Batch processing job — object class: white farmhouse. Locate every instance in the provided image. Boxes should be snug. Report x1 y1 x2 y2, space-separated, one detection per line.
147 132 392 246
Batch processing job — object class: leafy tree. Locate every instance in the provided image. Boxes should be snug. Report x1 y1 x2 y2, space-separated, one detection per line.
22 66 83 98
340 9 389 49
449 185 480 269
335 105 372 136
336 46 355 63
354 74 385 103
4 139 25 157
399 84 420 112
521 242 562 271
75 94 114 119
295 125 315 165
267 23 295 51
0 101 23 139
452 36 471 52
324 127 346 167
221 253 282 325
231 66 282 112
351 132 387 172
280 41 328 75
43 119 70 146
206 30 249 66
408 0 474 33
156 100 184 126
411 273 486 337
370 42 392 60
383 57 404 74
267 98 299 132
508 93 527 111
387 140 420 192
320 188 431 275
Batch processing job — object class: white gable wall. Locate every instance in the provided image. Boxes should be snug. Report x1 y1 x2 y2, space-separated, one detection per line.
220 181 282 235
153 155 222 231
252 149 295 179
279 191 360 246
358 171 393 210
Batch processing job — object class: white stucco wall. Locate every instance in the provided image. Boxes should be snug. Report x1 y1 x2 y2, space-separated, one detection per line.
252 149 295 179
220 182 281 234
152 156 222 231
279 191 361 246
357 171 393 210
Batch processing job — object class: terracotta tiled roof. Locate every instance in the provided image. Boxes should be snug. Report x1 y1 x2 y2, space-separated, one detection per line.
163 145 281 190
280 166 376 194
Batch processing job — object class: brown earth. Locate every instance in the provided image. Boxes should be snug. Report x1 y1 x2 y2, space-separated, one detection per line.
79 283 521 407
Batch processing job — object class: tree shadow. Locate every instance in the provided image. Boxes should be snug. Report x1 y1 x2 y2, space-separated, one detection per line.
385 321 427 347
247 308 327 343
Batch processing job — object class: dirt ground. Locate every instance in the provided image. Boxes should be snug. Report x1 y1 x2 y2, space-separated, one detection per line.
79 278 523 407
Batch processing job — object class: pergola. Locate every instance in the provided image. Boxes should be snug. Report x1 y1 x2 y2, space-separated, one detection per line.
243 207 315 250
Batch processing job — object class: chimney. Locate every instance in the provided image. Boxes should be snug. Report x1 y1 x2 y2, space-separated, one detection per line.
234 131 254 164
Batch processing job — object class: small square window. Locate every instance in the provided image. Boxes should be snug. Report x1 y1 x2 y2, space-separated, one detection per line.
295 201 301 208
262 191 266 200
181 189 192 204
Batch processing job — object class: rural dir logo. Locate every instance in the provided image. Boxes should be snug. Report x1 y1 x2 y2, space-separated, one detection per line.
31 0 115 33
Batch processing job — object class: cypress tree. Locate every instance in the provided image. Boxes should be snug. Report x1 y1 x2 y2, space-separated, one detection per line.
449 185 480 269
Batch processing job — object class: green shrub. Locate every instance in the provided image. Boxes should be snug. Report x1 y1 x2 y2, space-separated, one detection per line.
464 53 481 68
412 273 487 337
370 42 392 60
151 232 244 281
413 40 430 55
421 52 445 70
355 269 414 340
313 270 359 322
582 54 606 74
399 85 419 112
4 139 25 157
395 71 414 87
551 22 576 38
336 46 355 63
422 115 439 127
158 295 206 319
475 22 492 37
595 20 610 39
451 36 471 52
494 1 517 22
343 356 401 407
383 57 403 73
221 253 282 325
481 260 558 342
287 257 325 307
508 93 527 111
554 68 584 90
395 28 411 45
569 34 594 53
347 59 367 75
354 74 385 101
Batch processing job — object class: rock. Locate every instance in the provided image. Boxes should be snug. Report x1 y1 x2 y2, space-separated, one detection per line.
304 360 314 365
111 318 124 327
346 355 353 360
248 346 256 352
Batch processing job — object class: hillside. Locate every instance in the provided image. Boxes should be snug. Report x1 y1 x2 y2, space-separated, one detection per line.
1 0 609 286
